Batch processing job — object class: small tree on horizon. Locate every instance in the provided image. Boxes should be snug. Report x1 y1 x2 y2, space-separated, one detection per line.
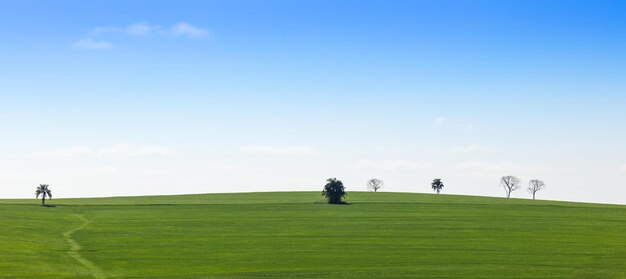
366 178 384 192
35 184 52 206
500 176 521 198
322 178 347 204
527 179 545 200
431 178 444 194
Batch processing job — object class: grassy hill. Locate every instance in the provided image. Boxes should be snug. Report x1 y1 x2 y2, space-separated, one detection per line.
1 192 624 278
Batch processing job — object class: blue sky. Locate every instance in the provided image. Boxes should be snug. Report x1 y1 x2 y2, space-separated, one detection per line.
1 1 625 203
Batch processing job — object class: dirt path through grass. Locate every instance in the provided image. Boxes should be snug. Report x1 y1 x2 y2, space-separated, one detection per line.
63 214 106 279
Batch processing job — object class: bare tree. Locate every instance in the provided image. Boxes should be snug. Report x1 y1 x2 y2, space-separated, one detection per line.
527 179 545 200
366 178 384 192
500 176 521 198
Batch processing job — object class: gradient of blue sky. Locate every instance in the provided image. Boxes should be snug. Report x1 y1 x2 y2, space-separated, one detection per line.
1 1 625 203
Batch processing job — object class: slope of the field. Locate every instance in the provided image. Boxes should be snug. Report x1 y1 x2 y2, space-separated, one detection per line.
1 192 625 278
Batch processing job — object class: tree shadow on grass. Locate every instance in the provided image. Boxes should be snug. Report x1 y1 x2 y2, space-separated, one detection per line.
314 201 351 205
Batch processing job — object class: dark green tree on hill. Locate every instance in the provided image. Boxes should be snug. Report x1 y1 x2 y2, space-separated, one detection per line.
322 178 346 204
35 184 52 206
431 178 444 194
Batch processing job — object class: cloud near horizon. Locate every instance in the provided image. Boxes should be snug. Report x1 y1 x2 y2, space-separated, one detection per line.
434 117 447 127
355 160 432 171
240 145 319 156
454 161 552 178
37 143 176 158
207 164 239 171
448 145 497 154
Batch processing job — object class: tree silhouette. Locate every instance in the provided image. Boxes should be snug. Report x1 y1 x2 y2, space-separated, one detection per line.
366 178 384 192
35 184 52 206
527 179 545 200
500 176 521 198
431 178 444 194
322 178 347 204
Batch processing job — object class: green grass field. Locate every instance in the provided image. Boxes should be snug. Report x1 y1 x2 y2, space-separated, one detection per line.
1 192 625 278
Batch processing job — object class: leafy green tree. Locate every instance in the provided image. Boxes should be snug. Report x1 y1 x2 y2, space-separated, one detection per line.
322 178 346 204
431 178 444 194
35 184 52 206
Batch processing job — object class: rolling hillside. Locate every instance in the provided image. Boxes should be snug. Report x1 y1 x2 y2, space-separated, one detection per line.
1 192 624 278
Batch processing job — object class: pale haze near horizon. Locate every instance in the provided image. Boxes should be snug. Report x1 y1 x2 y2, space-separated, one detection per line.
1 1 625 204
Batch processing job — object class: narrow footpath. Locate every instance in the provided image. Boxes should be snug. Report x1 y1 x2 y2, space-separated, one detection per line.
63 214 106 279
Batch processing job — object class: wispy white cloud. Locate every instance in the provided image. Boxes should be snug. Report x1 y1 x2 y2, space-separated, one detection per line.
466 123 475 131
240 145 318 156
434 117 447 127
422 147 441 153
171 22 210 38
93 22 163 36
126 22 161 36
72 38 113 49
97 144 176 157
619 165 626 172
448 145 497 154
207 164 238 171
38 143 176 158
421 145 496 154
94 165 119 173
68 165 120 175
454 161 551 178
139 169 174 176
0 170 53 181
91 22 209 38
0 171 27 180
355 160 432 171
38 146 94 157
